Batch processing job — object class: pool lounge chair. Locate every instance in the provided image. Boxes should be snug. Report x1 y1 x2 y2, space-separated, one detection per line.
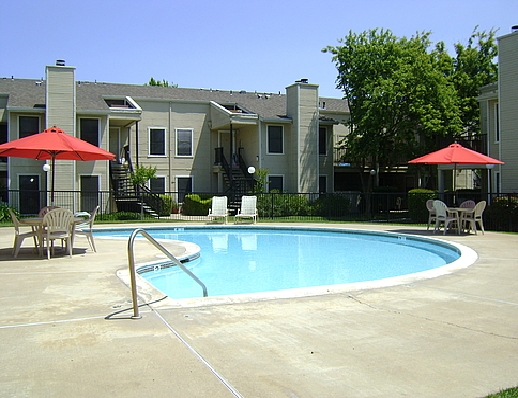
235 195 258 224
207 196 229 224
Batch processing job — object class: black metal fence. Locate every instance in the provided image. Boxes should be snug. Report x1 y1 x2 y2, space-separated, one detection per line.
3 190 517 232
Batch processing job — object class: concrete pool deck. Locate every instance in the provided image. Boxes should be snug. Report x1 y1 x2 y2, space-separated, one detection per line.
0 223 516 397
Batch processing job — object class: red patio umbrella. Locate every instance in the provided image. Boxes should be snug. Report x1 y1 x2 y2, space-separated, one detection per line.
0 126 116 204
409 143 504 203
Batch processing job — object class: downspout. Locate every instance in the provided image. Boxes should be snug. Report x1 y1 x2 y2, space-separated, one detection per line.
169 102 172 192
297 84 301 192
135 122 139 169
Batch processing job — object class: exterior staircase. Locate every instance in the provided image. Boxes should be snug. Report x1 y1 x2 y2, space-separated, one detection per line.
110 161 160 217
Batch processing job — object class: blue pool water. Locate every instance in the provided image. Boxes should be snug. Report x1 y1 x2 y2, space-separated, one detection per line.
95 227 461 300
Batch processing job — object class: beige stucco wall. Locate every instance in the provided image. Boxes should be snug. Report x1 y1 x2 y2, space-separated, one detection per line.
498 31 518 191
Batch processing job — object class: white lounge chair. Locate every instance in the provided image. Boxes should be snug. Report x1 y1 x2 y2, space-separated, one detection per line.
207 196 229 224
235 195 258 224
9 208 39 258
42 208 75 259
74 205 100 252
433 200 459 235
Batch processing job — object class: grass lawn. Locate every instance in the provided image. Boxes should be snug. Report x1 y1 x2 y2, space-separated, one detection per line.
486 387 518 397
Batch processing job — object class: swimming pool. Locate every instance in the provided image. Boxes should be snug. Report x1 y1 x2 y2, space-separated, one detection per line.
96 226 475 302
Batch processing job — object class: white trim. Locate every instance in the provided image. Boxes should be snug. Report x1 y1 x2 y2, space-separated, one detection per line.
175 128 194 158
266 125 284 155
267 174 284 192
148 126 167 157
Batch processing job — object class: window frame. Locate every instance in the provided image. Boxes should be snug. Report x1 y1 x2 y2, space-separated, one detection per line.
267 125 284 155
493 102 500 143
80 117 100 147
175 128 194 157
318 126 327 156
267 174 284 192
18 115 40 139
148 127 167 157
149 176 166 194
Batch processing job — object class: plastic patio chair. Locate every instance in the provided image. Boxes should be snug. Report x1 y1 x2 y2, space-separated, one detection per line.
433 200 460 235
73 205 100 252
459 200 476 209
426 199 437 231
463 201 487 235
42 208 75 259
9 208 39 258
235 195 258 224
38 205 60 217
207 196 229 224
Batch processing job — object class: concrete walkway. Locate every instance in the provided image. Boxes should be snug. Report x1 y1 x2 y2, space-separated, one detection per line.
0 223 516 397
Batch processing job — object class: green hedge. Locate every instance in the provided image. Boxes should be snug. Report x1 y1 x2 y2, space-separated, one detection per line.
408 189 438 223
182 194 214 216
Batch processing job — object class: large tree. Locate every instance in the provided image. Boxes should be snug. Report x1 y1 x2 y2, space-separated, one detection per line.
323 29 462 173
450 28 499 137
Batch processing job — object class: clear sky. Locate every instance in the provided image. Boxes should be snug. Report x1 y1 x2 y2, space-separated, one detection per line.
2 0 517 98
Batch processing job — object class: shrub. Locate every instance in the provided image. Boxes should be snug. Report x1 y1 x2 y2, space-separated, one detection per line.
0 202 16 222
158 195 174 216
182 194 213 216
312 194 352 218
257 192 311 217
408 189 438 223
485 195 518 232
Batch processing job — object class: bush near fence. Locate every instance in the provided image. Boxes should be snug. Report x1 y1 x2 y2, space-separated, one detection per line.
1 190 518 232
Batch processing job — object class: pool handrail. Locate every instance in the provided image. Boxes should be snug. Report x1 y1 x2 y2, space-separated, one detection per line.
127 228 208 319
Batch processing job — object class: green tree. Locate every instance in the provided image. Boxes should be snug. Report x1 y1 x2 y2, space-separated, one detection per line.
450 27 499 137
323 28 462 180
145 78 174 87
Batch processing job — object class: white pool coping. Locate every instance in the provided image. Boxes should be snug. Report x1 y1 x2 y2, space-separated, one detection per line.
111 227 478 309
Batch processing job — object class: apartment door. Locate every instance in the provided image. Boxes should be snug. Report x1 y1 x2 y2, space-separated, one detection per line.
109 127 121 162
19 175 40 215
80 175 99 212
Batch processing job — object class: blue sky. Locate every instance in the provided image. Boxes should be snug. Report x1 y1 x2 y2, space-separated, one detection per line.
2 0 517 98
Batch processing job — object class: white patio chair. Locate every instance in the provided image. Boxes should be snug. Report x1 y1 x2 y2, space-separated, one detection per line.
38 205 60 217
433 200 459 235
463 201 486 235
207 196 229 224
235 195 258 224
426 199 436 230
73 205 100 252
9 208 39 258
42 208 75 259
459 200 475 209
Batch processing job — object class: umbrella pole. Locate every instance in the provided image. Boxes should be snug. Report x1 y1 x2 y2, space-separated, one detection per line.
453 163 457 206
51 157 56 206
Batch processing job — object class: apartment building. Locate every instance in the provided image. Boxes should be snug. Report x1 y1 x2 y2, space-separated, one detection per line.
0 63 349 214
478 26 518 194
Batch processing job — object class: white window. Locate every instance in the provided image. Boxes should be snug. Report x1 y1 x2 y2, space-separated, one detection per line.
319 127 327 156
149 127 166 156
150 177 166 193
268 175 284 192
176 175 193 203
319 175 327 193
80 118 100 147
267 126 284 154
176 128 193 157
493 102 500 143
19 115 40 138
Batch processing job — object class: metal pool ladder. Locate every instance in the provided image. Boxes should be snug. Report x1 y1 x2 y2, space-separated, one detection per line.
127 228 208 319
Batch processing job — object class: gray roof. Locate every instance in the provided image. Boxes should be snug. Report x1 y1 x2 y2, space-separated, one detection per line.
0 78 349 119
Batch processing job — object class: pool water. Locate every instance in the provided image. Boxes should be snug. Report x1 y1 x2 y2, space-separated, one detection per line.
95 227 461 300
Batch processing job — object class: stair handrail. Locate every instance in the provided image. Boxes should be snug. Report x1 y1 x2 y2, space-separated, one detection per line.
127 228 208 319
